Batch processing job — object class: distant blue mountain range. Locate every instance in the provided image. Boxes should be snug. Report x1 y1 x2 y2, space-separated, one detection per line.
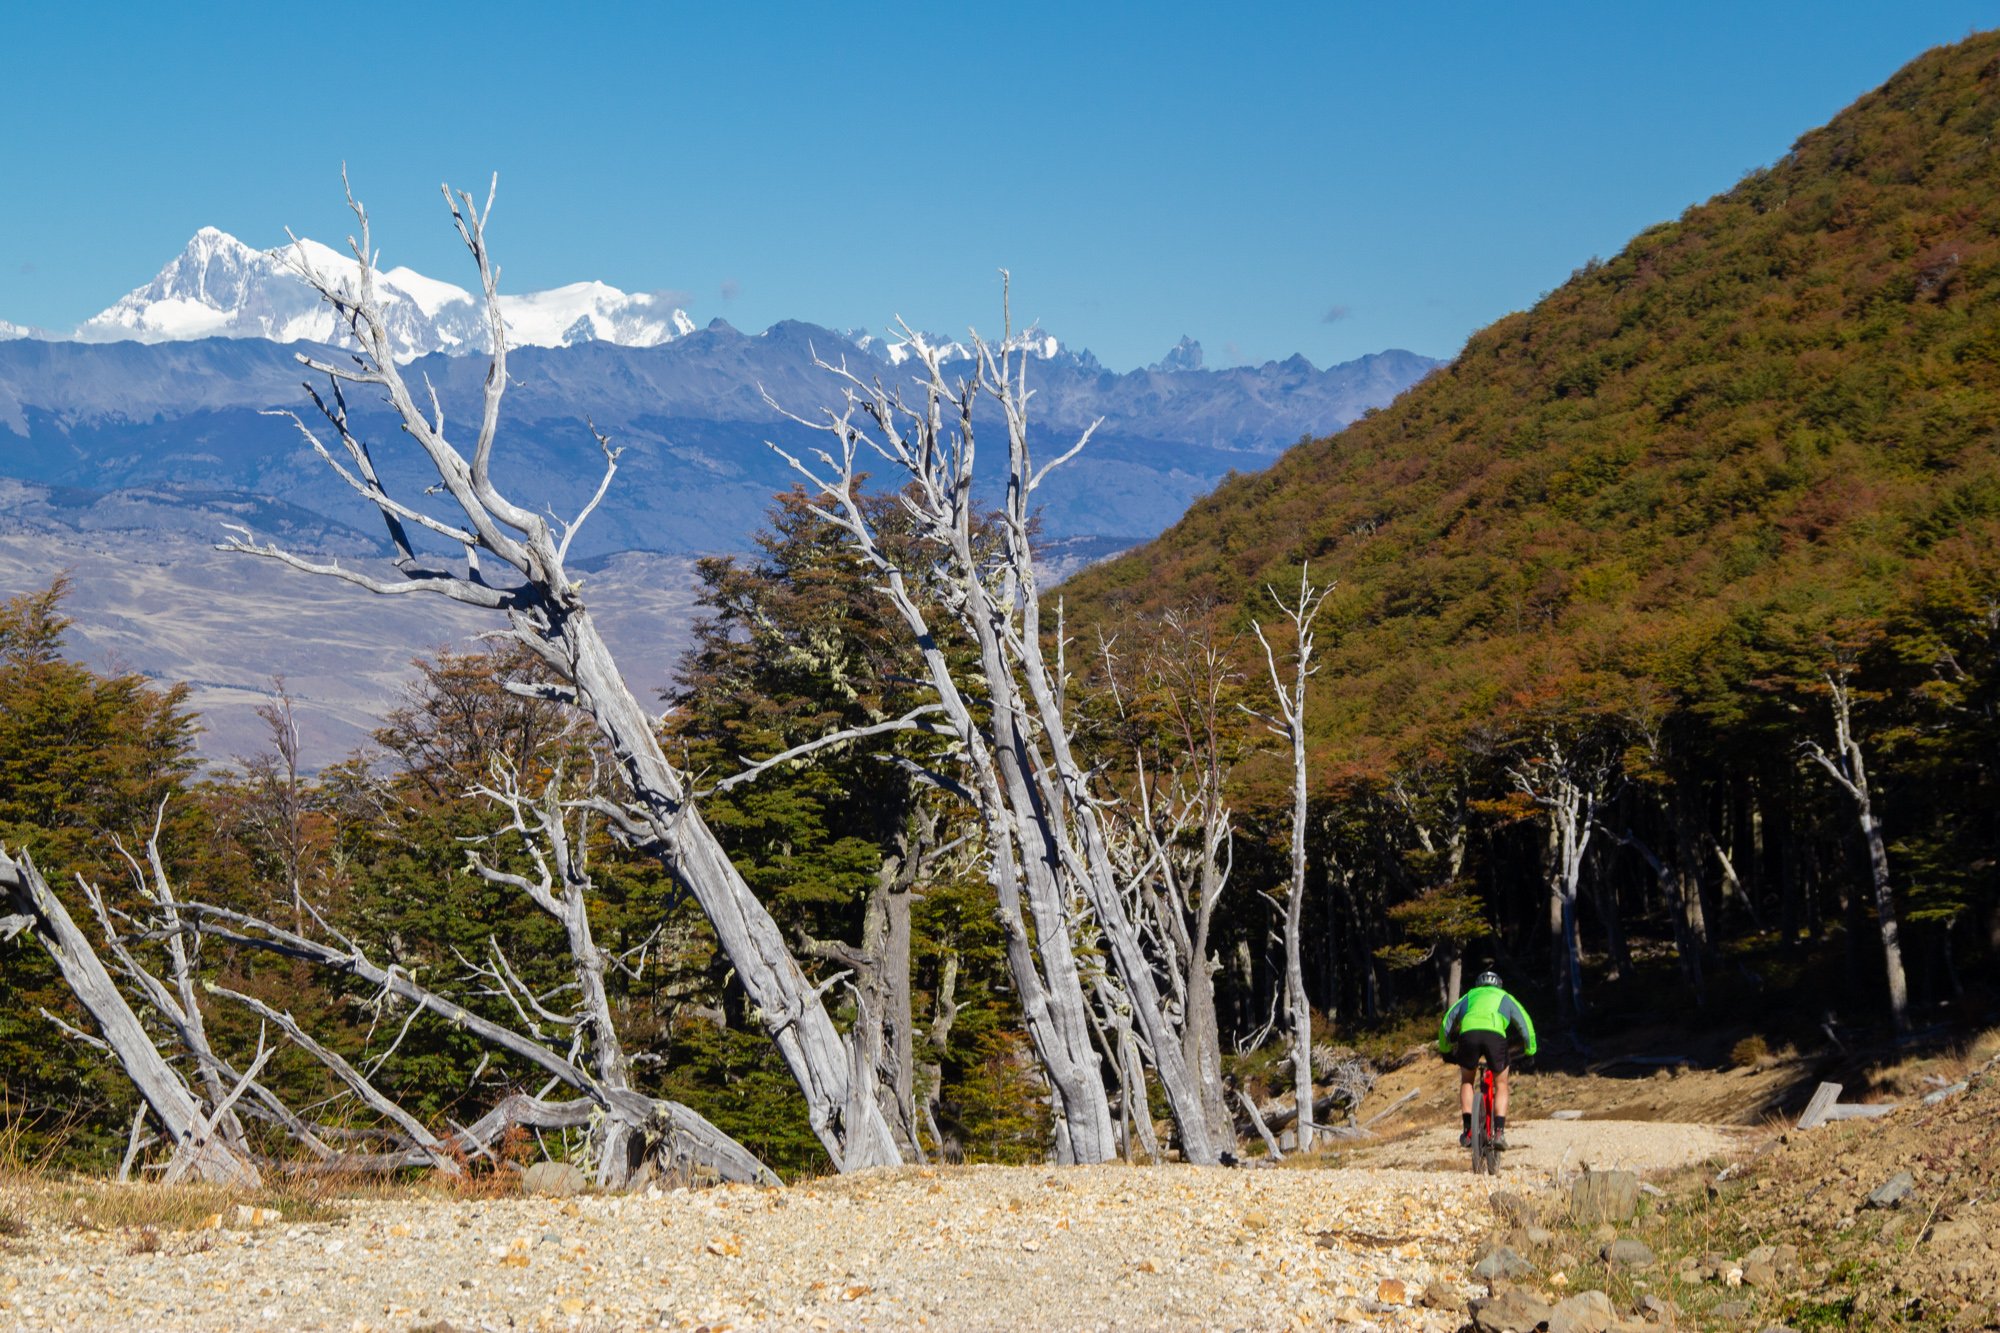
0 327 1439 557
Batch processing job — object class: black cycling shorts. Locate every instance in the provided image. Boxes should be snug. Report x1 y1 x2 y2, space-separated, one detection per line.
1450 1029 1510 1074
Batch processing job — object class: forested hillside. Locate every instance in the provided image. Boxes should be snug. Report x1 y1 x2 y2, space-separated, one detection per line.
1066 33 2000 1036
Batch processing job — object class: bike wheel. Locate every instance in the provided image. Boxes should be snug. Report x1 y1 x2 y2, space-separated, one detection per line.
1468 1084 1488 1175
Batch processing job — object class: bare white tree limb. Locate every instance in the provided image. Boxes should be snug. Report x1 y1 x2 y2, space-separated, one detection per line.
226 175 901 1170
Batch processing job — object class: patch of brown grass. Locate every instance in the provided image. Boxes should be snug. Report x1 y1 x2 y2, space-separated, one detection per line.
1728 1035 1769 1069
24 1173 349 1234
1966 1026 2000 1068
0 1148 476 1238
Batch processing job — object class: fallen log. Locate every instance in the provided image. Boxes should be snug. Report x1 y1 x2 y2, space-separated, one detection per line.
1796 1081 1899 1129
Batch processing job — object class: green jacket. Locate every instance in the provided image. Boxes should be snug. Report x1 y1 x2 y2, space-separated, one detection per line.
1438 985 1538 1057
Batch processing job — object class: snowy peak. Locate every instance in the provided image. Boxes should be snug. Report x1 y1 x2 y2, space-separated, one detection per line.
69 229 696 361
33 232 1281 377
844 325 1089 369
503 281 698 350
1150 335 1204 373
77 227 285 343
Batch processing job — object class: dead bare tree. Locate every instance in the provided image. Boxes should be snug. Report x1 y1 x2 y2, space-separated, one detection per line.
221 176 903 1170
1249 566 1332 1152
1801 665 1910 1035
1106 610 1242 1151
461 759 663 1183
181 894 777 1186
790 807 968 1162
767 298 1223 1164
8 796 778 1188
1385 771 1473 1005
1508 721 1621 1023
0 842 262 1186
235 678 319 930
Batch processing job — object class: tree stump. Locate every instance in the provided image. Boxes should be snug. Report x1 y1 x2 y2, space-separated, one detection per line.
1569 1169 1640 1224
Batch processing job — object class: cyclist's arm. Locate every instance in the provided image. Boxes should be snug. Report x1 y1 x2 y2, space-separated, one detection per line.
1500 994 1537 1057
1438 995 1470 1053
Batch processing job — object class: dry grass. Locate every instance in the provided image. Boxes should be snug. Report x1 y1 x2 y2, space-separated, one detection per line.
1964 1025 2000 1069
1863 1024 2000 1100
1728 1035 1770 1069
0 1097 552 1241
8 1173 349 1234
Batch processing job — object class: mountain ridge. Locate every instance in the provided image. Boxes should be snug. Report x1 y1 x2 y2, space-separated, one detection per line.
13 227 1396 378
0 330 1439 552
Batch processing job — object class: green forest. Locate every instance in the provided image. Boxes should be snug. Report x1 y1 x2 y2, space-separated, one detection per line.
5 31 2000 1184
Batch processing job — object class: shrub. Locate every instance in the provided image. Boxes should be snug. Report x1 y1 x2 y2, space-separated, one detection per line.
1729 1035 1770 1068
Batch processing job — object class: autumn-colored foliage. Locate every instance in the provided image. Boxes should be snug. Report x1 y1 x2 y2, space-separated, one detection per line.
1066 32 2000 1030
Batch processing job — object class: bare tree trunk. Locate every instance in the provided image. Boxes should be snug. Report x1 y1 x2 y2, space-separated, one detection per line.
1594 854 1629 982
1803 672 1909 1035
1183 848 1233 1145
1544 820 1566 1016
465 765 790 1186
1513 727 1611 1024
1251 567 1331 1153
1613 827 1705 1005
228 179 899 1171
1668 783 1710 987
883 855 920 1157
919 953 960 1161
100 815 254 1159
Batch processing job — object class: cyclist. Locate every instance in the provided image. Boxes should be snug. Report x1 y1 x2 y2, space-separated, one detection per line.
1437 970 1537 1150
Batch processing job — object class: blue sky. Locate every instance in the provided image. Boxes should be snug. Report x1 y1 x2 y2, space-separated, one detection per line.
3 2 1996 370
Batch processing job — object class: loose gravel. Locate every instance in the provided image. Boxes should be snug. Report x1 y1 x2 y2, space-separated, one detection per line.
1 1164 1496 1331
0 1121 1748 1331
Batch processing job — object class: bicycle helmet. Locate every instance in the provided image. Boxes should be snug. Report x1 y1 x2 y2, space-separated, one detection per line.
1474 970 1503 989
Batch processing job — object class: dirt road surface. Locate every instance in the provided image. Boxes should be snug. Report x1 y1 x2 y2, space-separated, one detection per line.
0 1116 1750 1332
1348 1118 1755 1179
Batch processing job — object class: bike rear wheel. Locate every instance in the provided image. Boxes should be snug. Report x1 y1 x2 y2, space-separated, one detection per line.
1468 1074 1489 1175
1469 1066 1499 1175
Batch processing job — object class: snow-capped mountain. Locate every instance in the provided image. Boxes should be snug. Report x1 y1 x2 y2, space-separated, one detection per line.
1150 335 1204 373
844 326 1095 370
70 228 696 361
30 230 1239 377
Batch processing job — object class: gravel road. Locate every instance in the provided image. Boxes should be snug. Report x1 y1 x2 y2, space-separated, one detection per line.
0 1120 1750 1331
1347 1118 1755 1179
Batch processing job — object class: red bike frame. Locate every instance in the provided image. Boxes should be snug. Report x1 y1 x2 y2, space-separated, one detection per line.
1469 1062 1500 1175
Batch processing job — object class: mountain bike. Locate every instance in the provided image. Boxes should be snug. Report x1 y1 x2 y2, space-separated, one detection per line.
1468 1059 1500 1176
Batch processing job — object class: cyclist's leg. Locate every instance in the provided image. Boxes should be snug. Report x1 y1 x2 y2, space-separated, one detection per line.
1484 1037 1512 1148
1451 1047 1478 1144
